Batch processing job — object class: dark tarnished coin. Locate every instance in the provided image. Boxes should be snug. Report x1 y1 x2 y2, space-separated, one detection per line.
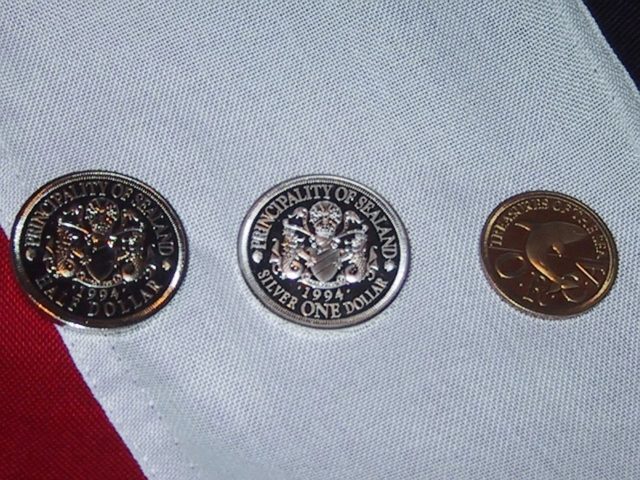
481 191 617 318
238 176 409 328
12 171 187 328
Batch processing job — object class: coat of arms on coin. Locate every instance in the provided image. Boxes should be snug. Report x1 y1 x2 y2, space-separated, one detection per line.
481 191 617 317
12 171 188 328
238 176 409 328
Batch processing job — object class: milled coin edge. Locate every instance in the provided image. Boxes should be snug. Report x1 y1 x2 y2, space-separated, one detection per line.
479 190 618 319
238 175 410 329
11 170 189 329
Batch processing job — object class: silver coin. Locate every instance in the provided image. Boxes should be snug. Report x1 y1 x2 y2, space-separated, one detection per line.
238 175 409 328
11 171 188 328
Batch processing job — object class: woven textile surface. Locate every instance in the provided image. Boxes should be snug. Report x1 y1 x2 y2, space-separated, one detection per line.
1 1 639 478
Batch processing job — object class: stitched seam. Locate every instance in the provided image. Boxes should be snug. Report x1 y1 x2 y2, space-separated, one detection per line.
67 336 204 480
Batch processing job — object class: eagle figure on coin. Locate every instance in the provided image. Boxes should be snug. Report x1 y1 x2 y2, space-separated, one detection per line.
269 200 378 289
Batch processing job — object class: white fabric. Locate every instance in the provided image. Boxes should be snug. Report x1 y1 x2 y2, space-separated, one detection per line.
1 1 639 478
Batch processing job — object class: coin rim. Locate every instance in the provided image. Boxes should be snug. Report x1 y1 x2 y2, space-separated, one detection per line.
11 170 188 329
480 190 618 318
238 175 410 328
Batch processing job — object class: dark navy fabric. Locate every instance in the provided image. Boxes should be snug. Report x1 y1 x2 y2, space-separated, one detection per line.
583 0 640 88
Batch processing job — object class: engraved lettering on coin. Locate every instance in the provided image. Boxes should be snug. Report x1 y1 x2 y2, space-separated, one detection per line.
12 171 188 328
481 191 617 317
239 176 409 328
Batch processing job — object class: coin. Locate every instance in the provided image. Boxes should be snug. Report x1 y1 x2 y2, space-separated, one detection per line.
238 176 409 328
480 191 617 318
11 171 188 328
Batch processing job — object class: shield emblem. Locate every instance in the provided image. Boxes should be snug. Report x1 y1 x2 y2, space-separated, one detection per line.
86 246 116 282
311 249 341 283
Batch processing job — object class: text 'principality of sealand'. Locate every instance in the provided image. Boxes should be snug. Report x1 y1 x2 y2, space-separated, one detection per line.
239 176 409 328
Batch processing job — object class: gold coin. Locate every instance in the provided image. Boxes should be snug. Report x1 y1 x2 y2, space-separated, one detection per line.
480 191 617 318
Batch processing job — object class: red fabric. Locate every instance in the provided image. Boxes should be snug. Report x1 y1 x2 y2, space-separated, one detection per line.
0 229 146 480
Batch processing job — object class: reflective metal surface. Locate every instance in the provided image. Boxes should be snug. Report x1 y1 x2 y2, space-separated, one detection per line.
481 191 617 318
239 176 409 328
12 171 188 328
